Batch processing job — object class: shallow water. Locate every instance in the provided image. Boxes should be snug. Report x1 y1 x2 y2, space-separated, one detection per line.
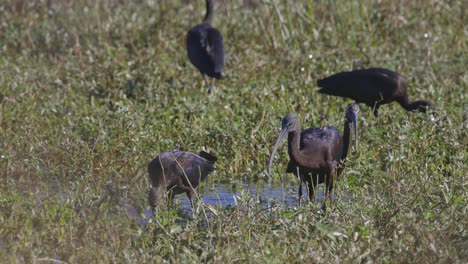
193 184 325 208
125 184 327 225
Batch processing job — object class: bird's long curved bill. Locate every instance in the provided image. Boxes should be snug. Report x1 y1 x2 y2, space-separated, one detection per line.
352 113 359 151
268 128 288 175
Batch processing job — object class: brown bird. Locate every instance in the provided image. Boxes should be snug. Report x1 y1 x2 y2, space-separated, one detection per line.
148 150 217 208
268 103 360 209
186 0 225 94
317 68 434 117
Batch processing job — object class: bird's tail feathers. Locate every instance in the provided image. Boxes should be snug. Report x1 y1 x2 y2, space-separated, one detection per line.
198 151 218 163
317 87 332 94
316 79 325 87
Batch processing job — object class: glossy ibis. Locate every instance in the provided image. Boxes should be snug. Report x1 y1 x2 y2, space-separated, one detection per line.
148 150 217 208
268 103 360 209
317 68 435 117
186 0 225 94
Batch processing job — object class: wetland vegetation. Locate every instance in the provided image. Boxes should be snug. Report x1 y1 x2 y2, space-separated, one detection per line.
0 0 466 262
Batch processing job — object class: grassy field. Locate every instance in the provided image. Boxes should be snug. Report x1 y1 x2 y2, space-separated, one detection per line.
0 0 466 262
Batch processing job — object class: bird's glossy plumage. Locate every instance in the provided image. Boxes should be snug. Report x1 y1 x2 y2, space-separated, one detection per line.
285 126 343 174
186 0 225 94
148 150 217 208
317 68 434 117
269 104 360 209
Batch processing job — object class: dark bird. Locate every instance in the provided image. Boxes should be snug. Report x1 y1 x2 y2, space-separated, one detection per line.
186 0 225 94
268 103 360 209
317 68 435 117
148 150 217 208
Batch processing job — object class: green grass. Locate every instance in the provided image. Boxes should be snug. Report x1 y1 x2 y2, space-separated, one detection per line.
0 0 466 262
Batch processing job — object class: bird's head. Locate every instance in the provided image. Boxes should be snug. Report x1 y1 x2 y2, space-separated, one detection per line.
345 103 360 121
148 187 164 209
345 103 360 151
413 100 436 113
281 113 300 132
269 113 300 175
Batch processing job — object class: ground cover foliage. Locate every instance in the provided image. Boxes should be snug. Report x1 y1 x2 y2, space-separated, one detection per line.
0 0 466 262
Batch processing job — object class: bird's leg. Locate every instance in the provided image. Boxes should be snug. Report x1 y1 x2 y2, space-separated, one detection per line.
307 182 315 202
298 180 303 205
297 169 303 205
322 171 335 212
373 103 381 117
298 182 303 199
166 191 174 208
185 188 196 208
202 74 210 92
373 108 379 117
324 173 334 200
307 175 316 202
321 202 327 212
188 196 194 209
208 78 216 95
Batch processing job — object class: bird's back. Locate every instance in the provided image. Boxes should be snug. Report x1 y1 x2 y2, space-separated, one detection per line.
186 23 225 79
301 127 343 160
317 68 406 106
286 126 343 175
148 151 216 190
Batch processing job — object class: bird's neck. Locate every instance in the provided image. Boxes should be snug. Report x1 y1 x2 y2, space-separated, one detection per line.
287 130 311 168
397 96 413 111
341 119 353 163
203 0 214 24
398 97 432 112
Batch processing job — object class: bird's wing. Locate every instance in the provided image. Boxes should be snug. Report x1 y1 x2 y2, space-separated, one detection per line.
174 152 215 186
300 127 340 149
205 27 225 72
317 71 359 98
299 127 343 162
318 70 397 104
